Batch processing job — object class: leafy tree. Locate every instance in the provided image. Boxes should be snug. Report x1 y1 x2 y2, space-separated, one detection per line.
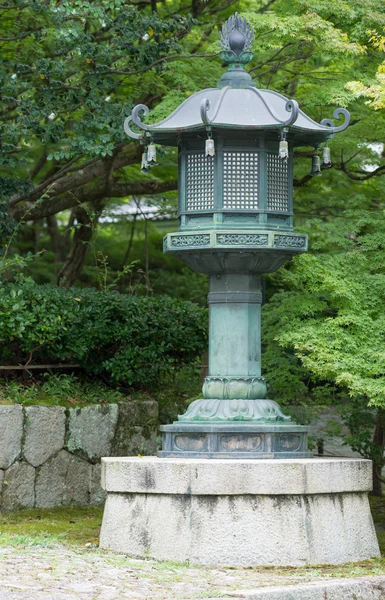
1 0 195 282
4 0 385 483
262 209 385 494
4 0 385 287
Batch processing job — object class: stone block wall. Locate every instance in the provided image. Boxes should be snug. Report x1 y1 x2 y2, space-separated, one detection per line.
0 401 158 512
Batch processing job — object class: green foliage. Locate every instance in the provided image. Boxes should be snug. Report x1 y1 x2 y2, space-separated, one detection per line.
0 279 208 388
5 0 385 297
0 252 38 277
262 208 385 480
0 373 125 407
0 1 193 193
21 218 209 303
263 210 385 408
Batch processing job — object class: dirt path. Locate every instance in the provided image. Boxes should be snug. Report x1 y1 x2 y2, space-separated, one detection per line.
0 545 342 600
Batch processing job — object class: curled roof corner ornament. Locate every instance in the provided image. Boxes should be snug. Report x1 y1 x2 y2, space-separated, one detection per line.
247 87 299 127
320 107 350 133
200 86 231 126
200 99 211 126
123 103 151 140
283 100 299 126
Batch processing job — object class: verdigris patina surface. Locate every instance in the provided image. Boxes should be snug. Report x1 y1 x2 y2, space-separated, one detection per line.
102 12 380 567
124 12 349 458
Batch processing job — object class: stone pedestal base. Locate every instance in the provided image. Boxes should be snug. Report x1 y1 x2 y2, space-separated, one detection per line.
100 457 380 566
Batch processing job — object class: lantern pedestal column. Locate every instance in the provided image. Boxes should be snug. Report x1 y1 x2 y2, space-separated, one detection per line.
158 250 311 459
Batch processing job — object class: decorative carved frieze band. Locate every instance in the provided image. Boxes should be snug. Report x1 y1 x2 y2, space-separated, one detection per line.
274 235 306 248
170 234 210 247
217 234 268 245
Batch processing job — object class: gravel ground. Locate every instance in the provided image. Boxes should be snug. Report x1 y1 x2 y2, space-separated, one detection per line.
0 545 348 600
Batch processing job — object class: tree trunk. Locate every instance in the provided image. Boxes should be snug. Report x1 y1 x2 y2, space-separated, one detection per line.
33 222 40 254
57 207 94 287
120 213 137 270
144 216 151 292
372 409 385 497
192 0 200 17
46 215 68 263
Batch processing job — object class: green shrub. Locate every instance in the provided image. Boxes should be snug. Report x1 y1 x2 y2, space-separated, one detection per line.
0 373 126 406
0 278 208 388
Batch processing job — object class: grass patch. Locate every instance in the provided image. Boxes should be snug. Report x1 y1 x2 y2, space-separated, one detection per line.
0 506 103 547
247 557 385 579
0 532 65 547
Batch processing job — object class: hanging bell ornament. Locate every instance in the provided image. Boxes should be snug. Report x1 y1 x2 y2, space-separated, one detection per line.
279 139 288 160
147 143 158 165
321 146 332 170
141 150 151 173
310 148 321 176
205 136 215 157
279 130 288 160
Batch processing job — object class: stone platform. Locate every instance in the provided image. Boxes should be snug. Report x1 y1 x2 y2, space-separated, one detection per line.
99 457 380 566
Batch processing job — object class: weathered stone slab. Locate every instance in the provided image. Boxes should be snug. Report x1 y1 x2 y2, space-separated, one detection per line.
67 405 118 462
89 463 105 506
0 402 162 511
24 406 66 467
112 401 158 456
226 576 385 599
101 456 372 495
113 425 158 457
2 461 35 511
35 450 90 507
0 405 23 469
100 457 379 566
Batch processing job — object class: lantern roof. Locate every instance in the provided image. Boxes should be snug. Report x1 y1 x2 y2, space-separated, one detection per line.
124 13 350 147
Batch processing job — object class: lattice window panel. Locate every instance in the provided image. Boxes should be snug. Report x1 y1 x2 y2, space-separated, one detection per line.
223 152 258 209
186 153 214 211
267 153 289 212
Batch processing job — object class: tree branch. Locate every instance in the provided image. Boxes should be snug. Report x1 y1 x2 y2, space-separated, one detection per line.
258 0 278 13
110 179 177 197
293 174 313 187
98 52 217 77
10 145 142 206
0 27 43 41
339 154 385 181
29 150 48 181
10 178 178 221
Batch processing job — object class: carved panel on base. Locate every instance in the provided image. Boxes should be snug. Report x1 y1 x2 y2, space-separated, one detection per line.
160 423 312 458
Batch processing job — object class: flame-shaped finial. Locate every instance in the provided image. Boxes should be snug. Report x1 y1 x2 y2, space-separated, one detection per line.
219 13 255 65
